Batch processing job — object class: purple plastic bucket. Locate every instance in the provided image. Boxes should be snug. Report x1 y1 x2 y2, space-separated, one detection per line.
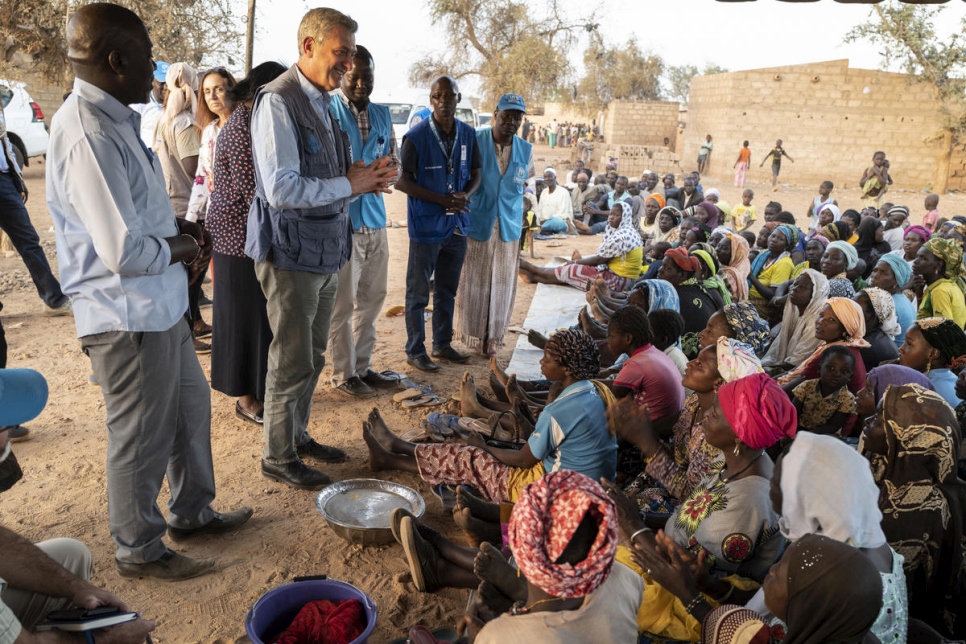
244 578 377 644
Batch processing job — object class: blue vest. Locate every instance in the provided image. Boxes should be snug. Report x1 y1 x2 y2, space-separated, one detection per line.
328 97 392 230
405 117 476 244
466 128 531 242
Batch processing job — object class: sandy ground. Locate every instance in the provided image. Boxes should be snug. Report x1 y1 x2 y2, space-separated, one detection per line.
3 145 965 644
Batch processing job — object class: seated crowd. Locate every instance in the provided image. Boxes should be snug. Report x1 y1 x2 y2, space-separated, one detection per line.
360 167 966 643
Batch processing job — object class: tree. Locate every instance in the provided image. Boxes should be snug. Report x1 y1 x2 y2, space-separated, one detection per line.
845 1 966 193
1 0 244 84
572 37 663 115
408 0 598 108
664 63 728 104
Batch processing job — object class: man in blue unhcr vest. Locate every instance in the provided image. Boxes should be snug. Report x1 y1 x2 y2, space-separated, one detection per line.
327 46 399 398
396 76 482 372
247 8 398 490
454 94 533 357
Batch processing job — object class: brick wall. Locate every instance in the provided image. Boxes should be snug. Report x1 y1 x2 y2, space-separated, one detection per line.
683 59 948 191
602 99 681 149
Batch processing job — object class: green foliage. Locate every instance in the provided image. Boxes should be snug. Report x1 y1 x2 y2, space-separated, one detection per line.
408 0 594 108
0 0 243 84
572 37 663 115
665 63 728 104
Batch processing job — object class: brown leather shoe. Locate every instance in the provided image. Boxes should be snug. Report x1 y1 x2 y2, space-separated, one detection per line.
116 549 214 580
167 507 254 541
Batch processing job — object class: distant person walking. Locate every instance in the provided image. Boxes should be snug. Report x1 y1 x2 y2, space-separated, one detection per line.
733 140 751 189
760 138 793 191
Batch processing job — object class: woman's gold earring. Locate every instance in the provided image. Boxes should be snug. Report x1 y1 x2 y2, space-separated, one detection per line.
733 438 742 456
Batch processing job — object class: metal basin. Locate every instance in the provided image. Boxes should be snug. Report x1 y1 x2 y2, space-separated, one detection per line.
315 479 425 547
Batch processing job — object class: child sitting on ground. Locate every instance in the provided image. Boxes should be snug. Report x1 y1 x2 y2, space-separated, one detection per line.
923 193 940 231
647 308 687 376
640 241 672 280
790 345 857 436
729 189 757 233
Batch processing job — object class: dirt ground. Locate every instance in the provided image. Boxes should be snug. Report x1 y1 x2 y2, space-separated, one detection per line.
3 145 966 644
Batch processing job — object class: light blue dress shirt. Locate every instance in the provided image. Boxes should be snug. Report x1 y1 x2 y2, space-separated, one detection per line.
249 65 352 211
46 78 188 337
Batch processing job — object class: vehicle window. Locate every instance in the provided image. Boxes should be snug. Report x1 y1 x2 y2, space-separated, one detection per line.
381 103 413 125
456 108 475 125
478 114 492 126
0 86 12 109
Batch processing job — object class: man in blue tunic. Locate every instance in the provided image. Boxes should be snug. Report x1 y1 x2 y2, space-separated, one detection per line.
396 76 482 371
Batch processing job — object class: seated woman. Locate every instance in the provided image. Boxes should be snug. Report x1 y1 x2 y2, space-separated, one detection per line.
857 364 935 420
465 472 643 644
690 243 732 306
913 237 966 327
862 383 966 639
638 192 666 240
696 301 771 356
854 287 900 371
658 247 725 359
748 224 797 317
715 233 751 302
760 269 830 374
897 317 966 408
891 224 930 270
778 297 869 396
604 372 795 642
793 235 827 278
821 240 858 298
519 202 642 292
649 309 688 376
616 338 763 517
869 254 916 347
649 206 683 246
790 345 857 437
364 329 616 503
679 535 882 644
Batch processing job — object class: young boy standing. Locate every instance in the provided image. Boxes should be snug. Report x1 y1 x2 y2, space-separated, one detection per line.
730 189 757 233
806 181 837 233
923 193 940 231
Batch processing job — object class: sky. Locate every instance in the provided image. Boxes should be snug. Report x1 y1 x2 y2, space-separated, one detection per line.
248 0 964 103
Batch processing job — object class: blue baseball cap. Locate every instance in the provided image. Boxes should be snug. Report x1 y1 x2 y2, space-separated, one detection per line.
153 61 170 83
496 94 526 113
0 369 48 427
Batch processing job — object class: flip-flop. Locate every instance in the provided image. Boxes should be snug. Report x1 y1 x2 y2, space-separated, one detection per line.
385 305 405 317
402 395 444 408
400 516 439 592
393 388 424 403
457 417 492 436
401 427 430 442
507 326 528 334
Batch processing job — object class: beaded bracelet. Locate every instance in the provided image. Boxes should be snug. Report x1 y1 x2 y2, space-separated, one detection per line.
685 594 707 616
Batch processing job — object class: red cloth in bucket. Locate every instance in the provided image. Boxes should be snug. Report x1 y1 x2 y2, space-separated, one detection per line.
271 599 366 644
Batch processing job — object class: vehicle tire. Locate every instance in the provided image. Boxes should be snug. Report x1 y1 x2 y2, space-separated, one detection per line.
11 143 25 169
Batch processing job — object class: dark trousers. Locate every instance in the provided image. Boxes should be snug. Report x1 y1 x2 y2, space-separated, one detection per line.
405 234 467 358
0 172 66 308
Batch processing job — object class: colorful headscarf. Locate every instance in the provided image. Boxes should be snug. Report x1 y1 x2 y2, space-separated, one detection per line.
722 302 770 355
818 203 841 221
718 373 797 450
721 233 751 302
596 201 642 259
863 287 901 339
807 235 829 250
716 337 764 383
904 225 931 242
875 253 912 288
779 432 886 548
866 364 935 405
864 384 966 632
923 237 966 280
776 224 799 249
544 329 601 381
634 279 680 313
826 240 858 270
699 201 721 228
692 249 718 276
646 193 666 209
508 470 618 599
784 535 883 644
749 223 787 278
820 221 850 242
663 247 701 274
887 205 909 219
915 317 966 368
826 297 866 342
658 206 682 227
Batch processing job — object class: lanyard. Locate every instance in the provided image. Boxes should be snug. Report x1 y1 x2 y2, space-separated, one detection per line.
428 117 459 191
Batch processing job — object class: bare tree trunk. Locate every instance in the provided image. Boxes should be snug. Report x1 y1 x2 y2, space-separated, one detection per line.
244 0 255 75
935 129 953 194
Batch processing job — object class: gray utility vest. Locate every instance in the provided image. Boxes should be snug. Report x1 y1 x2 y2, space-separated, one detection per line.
255 65 352 274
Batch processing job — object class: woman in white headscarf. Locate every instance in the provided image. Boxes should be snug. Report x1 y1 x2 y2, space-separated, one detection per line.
761 268 830 374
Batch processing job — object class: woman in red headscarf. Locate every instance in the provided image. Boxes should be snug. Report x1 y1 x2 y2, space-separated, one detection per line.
603 372 797 642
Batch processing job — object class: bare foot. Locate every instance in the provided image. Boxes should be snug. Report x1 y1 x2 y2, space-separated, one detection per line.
506 374 541 409
518 269 535 285
488 370 509 403
477 580 515 617
527 329 548 350
453 507 501 549
460 372 490 419
594 275 612 298
456 486 501 523
514 399 537 439
578 306 607 339
362 421 392 472
489 357 509 386
590 297 607 324
366 407 402 452
474 542 527 602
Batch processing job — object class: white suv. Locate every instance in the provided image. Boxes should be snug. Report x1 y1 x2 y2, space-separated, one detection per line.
0 80 49 168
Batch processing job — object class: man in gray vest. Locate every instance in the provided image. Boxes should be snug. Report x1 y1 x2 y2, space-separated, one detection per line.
248 7 397 490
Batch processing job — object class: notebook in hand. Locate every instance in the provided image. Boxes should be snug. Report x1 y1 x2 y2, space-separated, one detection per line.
36 607 139 632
